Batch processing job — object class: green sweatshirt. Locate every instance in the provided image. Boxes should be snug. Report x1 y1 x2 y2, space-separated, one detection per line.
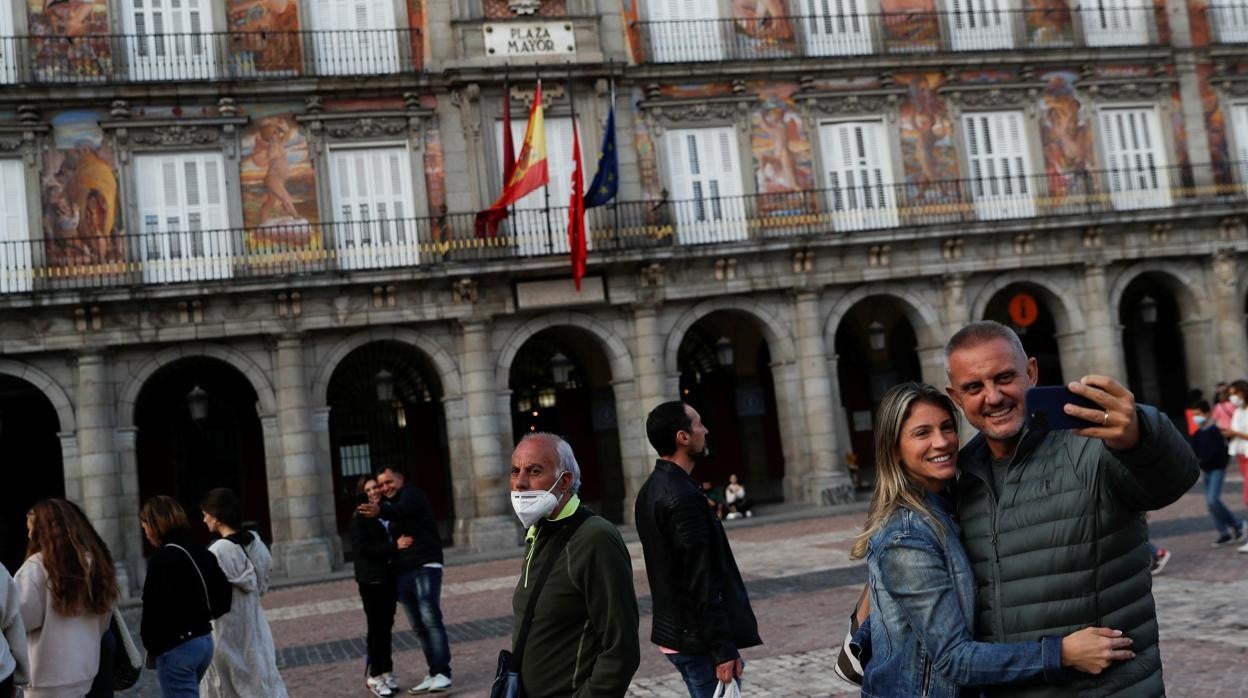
511 501 640 698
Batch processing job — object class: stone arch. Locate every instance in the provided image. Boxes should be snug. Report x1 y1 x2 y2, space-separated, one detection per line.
0 359 76 433
822 283 944 352
664 296 797 378
496 312 636 393
118 343 277 426
313 327 464 407
970 272 1087 336
1108 263 1207 316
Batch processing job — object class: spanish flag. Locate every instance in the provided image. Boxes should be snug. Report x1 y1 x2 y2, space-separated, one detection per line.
476 82 549 237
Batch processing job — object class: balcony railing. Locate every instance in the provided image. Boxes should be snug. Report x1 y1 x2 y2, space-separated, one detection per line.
1209 4 1248 42
0 29 421 85
636 6 1158 62
0 163 1237 296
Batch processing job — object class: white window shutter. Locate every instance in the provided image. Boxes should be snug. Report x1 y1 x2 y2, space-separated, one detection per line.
1213 1 1248 42
961 111 1035 219
1080 0 1149 46
135 152 233 282
646 0 725 62
1098 107 1171 209
665 126 746 244
819 120 898 231
0 0 17 84
946 0 1013 50
0 160 32 293
803 0 873 56
123 0 216 80
329 146 419 269
1232 105 1248 193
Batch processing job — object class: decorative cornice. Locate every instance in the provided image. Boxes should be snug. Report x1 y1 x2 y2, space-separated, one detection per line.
129 125 220 147
638 95 750 122
1084 78 1176 101
802 88 904 116
325 116 409 139
939 82 1044 109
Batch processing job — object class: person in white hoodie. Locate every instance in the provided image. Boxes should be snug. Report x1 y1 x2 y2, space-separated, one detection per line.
198 488 287 698
1 564 30 697
16 499 117 698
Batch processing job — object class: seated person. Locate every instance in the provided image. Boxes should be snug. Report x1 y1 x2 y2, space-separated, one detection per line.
724 473 752 519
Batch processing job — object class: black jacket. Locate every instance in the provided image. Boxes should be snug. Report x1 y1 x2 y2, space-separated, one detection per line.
378 483 443 572
1192 424 1230 471
634 459 761 664
351 511 395 584
140 531 231 657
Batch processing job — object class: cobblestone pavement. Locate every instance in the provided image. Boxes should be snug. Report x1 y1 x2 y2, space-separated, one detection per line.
113 475 1248 697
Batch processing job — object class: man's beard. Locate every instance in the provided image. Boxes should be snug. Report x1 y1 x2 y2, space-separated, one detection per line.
692 443 711 461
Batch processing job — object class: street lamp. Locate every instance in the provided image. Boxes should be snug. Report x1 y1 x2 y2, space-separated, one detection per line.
1139 295 1158 325
516 394 533 413
868 320 887 352
550 352 573 387
186 385 209 423
715 336 734 368
537 387 557 409
374 369 395 403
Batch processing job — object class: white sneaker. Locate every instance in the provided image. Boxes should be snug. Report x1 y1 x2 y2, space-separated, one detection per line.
381 673 399 691
409 673 452 694
1238 539 1248 553
367 675 395 697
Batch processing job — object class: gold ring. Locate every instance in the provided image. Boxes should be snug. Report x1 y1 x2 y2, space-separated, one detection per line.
1102 411 1110 425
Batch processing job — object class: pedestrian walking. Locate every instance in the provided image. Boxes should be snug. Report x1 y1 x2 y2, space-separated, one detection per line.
635 401 760 698
140 495 231 698
1222 381 1248 534
15 499 117 698
358 467 452 694
853 383 1134 697
353 477 402 697
504 433 639 697
198 488 287 698
1190 399 1248 547
0 564 29 698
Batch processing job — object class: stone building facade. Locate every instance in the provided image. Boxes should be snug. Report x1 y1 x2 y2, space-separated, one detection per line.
1 0 1247 591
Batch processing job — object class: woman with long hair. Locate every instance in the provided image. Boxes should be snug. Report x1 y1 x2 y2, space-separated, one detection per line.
198 488 287 698
352 476 401 697
15 499 117 698
139 495 229 698
851 383 1135 697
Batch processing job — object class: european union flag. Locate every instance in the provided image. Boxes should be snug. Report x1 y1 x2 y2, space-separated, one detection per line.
583 104 617 209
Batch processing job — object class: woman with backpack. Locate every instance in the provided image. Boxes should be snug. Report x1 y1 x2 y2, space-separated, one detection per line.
139 495 230 698
198 488 287 698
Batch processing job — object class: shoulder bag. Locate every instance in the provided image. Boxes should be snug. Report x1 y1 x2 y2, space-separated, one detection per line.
167 543 231 619
111 607 143 690
490 509 591 698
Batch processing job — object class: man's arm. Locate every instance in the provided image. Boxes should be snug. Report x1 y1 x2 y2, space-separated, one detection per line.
573 523 640 697
378 485 432 522
665 492 738 665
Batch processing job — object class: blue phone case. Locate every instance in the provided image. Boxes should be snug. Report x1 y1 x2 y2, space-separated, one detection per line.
1025 386 1102 431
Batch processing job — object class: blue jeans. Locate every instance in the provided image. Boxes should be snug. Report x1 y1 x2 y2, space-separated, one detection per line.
156 633 213 698
397 565 451 677
665 653 739 698
1205 468 1244 537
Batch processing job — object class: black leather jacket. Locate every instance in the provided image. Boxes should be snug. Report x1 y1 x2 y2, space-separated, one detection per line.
634 459 761 664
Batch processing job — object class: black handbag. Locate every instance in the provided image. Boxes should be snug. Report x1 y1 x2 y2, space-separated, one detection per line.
110 609 143 690
490 510 590 698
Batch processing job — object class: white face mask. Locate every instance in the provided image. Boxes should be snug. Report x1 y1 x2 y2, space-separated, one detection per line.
1233 395 1245 407
510 475 564 528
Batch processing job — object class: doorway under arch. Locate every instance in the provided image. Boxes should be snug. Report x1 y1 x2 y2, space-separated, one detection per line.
0 375 65 573
1120 274 1190 425
983 283 1065 386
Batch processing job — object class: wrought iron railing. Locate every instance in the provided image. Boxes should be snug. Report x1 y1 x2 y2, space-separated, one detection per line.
0 29 422 85
636 6 1159 62
1208 4 1248 42
0 163 1239 295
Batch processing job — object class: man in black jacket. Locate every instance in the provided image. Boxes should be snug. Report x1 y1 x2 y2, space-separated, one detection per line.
634 401 761 698
360 467 451 694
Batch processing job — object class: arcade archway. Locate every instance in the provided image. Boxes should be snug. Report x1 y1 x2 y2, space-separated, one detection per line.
983 283 1065 385
327 341 454 547
676 311 785 503
508 327 625 522
0 375 65 572
1120 273 1189 424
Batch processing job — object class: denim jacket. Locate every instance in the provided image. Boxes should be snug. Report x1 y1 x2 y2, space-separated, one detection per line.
860 491 1064 698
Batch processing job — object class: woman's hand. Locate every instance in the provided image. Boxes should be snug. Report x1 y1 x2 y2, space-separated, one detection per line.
1060 627 1135 674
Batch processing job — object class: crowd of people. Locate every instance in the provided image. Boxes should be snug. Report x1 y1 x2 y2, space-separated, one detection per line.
0 318 1221 698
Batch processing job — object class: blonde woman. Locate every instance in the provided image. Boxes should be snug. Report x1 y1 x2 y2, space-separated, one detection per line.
850 383 1134 697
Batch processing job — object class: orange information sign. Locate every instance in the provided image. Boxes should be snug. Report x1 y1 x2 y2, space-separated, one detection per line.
1008 293 1039 328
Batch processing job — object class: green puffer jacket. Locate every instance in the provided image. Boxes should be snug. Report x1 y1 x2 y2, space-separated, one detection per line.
955 405 1198 698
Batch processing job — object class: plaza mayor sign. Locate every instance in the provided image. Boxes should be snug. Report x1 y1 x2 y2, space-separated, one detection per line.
484 22 576 57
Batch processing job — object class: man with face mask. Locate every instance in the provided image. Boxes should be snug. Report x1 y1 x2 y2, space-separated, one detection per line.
634 402 761 698
507 433 639 697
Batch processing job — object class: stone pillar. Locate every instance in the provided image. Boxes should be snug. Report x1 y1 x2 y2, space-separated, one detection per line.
461 320 514 551
1211 252 1248 381
768 359 809 504
76 353 130 593
943 273 970 331
918 345 947 389
1082 263 1125 379
1054 331 1088 383
631 304 668 493
825 355 854 484
441 395 475 548
114 427 143 595
272 335 333 577
1180 317 1216 397
1168 0 1216 189
793 291 853 504
311 407 341 563
57 432 81 503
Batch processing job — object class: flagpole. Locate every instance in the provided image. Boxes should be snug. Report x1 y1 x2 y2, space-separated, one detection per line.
566 68 578 256
505 63 513 240
540 71 554 255
610 72 620 250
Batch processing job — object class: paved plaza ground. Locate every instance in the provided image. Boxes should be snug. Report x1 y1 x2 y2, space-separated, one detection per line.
116 473 1248 697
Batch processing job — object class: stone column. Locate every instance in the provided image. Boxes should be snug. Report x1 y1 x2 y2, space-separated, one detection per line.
918 345 947 389
1168 0 1216 189
1054 331 1088 383
76 353 130 593
1082 263 1125 379
1211 252 1248 381
273 335 333 577
311 407 341 563
943 273 970 331
1180 317 1216 397
631 304 668 494
114 427 144 594
793 291 853 504
768 359 809 504
461 320 514 551
825 355 854 484
57 432 81 503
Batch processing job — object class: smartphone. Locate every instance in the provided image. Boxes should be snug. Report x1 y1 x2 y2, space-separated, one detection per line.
1025 386 1103 431
355 492 370 506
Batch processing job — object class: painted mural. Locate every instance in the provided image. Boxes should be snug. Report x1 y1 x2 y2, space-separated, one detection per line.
27 0 111 80
228 0 303 75
240 106 321 252
630 87 664 216
658 83 735 99
42 111 123 268
425 125 447 241
1198 63 1232 187
895 73 960 203
1023 0 1073 46
750 83 815 216
809 77 884 91
484 0 566 18
1153 0 1170 44
408 0 427 73
731 0 797 57
619 0 644 64
881 0 940 53
1170 85 1194 189
957 69 1018 84
1038 71 1098 201
1188 0 1212 47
